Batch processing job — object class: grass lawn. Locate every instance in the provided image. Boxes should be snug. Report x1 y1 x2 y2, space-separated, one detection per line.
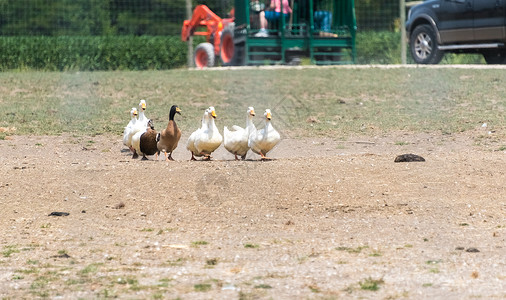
0 67 504 139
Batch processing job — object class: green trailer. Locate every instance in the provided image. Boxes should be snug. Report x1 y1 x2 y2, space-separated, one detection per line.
183 0 356 67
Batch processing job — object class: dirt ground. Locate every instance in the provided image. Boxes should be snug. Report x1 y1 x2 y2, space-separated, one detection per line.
0 130 505 299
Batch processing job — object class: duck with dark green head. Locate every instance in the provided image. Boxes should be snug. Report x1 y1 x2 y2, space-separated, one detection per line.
156 105 182 161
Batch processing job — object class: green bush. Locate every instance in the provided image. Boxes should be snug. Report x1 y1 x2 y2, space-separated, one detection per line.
0 32 488 71
0 36 188 71
356 30 485 64
357 30 403 64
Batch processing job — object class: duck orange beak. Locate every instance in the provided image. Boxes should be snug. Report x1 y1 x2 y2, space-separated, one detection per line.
141 102 146 110
266 112 272 120
250 109 256 116
211 110 217 118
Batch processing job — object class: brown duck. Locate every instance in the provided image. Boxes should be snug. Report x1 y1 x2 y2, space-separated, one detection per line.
156 105 182 161
132 119 158 160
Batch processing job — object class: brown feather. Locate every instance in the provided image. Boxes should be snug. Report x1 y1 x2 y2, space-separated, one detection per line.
140 128 158 156
157 120 181 154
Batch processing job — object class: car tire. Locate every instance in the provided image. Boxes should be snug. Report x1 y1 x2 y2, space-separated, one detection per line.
194 42 215 68
482 49 506 64
410 24 444 64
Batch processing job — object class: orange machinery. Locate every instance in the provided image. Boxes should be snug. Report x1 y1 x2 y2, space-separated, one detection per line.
181 5 235 68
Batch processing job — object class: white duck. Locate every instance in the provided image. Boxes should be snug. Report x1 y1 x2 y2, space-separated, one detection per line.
224 106 256 160
190 106 223 160
123 107 138 151
186 108 210 160
248 109 281 160
137 99 149 127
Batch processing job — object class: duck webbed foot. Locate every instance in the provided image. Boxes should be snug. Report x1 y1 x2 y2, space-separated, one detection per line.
260 152 273 161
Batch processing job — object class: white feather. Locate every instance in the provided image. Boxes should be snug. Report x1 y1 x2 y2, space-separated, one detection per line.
248 109 281 158
194 106 223 155
123 107 138 148
223 107 256 159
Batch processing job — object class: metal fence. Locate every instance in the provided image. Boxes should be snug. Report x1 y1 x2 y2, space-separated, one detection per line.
0 0 420 64
0 0 403 36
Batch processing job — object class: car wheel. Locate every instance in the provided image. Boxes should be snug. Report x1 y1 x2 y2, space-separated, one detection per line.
410 24 444 64
220 26 236 66
194 42 215 68
483 49 506 64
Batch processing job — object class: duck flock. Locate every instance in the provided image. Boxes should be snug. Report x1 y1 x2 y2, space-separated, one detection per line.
122 100 281 161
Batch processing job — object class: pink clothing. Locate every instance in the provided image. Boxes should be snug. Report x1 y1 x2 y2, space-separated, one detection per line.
272 0 292 14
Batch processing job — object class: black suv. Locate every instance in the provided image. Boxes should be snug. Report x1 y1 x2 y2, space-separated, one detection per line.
406 0 506 64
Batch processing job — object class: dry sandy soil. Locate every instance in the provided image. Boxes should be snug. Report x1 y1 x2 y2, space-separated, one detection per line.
0 130 505 299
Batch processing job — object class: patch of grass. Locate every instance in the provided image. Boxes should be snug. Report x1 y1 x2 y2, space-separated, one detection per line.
2 245 20 257
297 256 308 264
404 244 413 248
459 223 469 226
423 283 433 287
157 278 172 288
194 283 212 292
30 276 51 290
359 278 384 291
255 284 272 289
426 260 442 265
191 240 208 246
65 278 87 286
80 263 103 275
206 258 218 266
16 268 39 275
166 258 186 267
244 243 259 249
140 228 154 232
498 145 506 151
336 245 369 254
369 250 382 257
116 276 138 285
100 289 116 298
395 141 409 146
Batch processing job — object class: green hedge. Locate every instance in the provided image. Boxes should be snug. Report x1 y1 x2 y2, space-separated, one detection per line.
0 36 187 71
0 33 487 71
